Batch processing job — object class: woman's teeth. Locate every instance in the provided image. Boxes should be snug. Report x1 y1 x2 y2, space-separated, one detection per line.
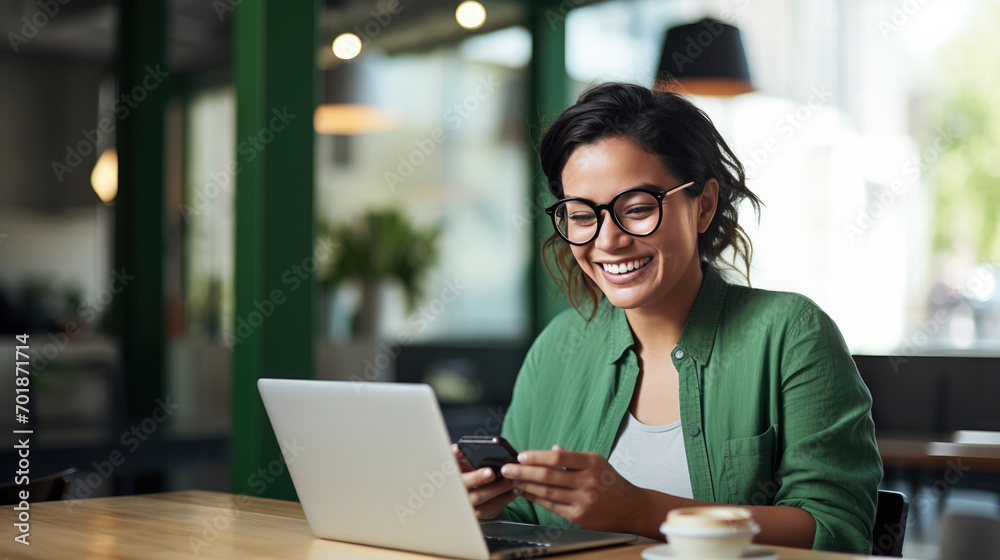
601 257 651 275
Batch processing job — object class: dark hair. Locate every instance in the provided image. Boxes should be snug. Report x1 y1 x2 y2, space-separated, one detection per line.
539 81 762 318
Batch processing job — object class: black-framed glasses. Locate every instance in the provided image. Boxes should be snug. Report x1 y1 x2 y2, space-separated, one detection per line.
545 181 696 245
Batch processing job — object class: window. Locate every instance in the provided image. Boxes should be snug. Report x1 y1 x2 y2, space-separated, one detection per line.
567 0 1000 354
317 27 532 342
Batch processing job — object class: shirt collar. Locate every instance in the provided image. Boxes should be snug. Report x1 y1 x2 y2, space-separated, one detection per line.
604 263 730 365
675 264 729 365
606 300 635 364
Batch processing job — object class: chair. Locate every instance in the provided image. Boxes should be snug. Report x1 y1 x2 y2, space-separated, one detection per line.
872 489 909 557
0 468 76 505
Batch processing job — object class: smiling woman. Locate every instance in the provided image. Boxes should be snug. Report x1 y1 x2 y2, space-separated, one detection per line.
557 139 711 316
452 82 883 555
541 84 761 319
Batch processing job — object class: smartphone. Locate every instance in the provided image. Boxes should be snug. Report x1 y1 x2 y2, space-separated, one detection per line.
457 435 519 476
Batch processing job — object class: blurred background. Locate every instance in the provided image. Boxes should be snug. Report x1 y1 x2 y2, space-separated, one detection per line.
1 0 998 557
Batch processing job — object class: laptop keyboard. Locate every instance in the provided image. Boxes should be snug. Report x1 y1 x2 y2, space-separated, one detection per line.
485 536 551 554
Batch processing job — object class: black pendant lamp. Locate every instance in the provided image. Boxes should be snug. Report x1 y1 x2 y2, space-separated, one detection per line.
656 18 753 96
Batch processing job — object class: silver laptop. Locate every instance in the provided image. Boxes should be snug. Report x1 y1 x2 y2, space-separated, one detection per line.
258 378 637 559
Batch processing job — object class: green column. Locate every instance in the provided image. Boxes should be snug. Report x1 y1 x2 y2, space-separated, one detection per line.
231 0 318 499
115 0 168 422
528 2 572 337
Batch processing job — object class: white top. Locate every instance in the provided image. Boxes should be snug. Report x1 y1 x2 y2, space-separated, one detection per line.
607 411 694 499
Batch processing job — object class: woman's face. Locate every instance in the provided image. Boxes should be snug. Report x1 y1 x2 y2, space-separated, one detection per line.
560 137 717 312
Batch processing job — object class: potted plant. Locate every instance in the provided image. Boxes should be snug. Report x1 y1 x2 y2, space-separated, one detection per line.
320 208 441 339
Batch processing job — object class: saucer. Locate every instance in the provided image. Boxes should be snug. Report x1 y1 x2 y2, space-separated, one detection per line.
640 543 779 560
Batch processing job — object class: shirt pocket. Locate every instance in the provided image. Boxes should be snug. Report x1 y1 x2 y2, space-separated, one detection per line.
721 424 779 506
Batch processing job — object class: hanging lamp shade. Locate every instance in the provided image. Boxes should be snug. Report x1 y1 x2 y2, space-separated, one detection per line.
656 18 753 96
315 62 398 135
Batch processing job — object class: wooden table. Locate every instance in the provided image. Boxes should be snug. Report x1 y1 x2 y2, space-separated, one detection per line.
878 431 1000 472
0 491 886 559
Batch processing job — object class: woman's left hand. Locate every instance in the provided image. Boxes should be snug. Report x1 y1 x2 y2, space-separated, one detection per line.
499 445 643 533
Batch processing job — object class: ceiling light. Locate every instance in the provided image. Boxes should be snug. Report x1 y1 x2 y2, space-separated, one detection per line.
456 1 486 30
314 104 399 135
91 148 117 205
332 33 362 60
656 18 754 96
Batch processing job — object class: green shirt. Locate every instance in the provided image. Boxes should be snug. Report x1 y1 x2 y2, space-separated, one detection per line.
500 265 882 554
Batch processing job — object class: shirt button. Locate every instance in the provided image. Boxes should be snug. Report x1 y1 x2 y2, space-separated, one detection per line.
674 349 685 359
689 427 701 437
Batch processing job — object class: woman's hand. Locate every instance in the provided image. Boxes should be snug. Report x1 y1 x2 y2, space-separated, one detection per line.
451 444 519 520
499 445 643 533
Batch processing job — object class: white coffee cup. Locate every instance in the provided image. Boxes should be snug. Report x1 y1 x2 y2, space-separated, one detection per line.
659 506 760 558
